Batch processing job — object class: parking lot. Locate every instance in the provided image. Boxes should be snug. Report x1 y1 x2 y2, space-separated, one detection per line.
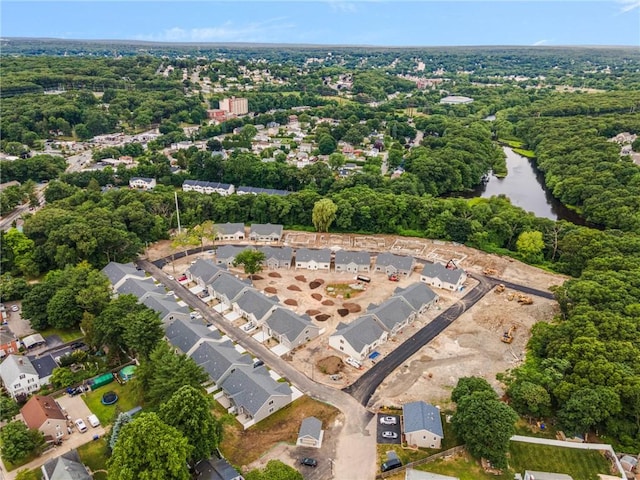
377 414 401 444
56 394 102 435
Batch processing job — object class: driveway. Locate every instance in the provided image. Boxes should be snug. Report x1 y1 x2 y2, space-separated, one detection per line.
57 394 94 427
377 414 401 445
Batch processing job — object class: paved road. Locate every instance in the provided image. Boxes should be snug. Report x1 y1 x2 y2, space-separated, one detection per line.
344 274 495 406
486 277 555 300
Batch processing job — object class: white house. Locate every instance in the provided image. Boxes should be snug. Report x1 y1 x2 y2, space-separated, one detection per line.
403 401 444 449
296 416 324 448
295 248 331 271
0 354 41 400
375 253 415 277
182 180 235 196
263 308 321 350
329 316 388 361
259 246 293 269
128 177 156 190
249 223 283 242
335 250 371 273
420 262 467 291
215 222 246 241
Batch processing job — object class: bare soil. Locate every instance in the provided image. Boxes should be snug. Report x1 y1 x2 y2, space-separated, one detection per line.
337 308 349 317
343 302 362 313
284 299 298 306
306 309 321 316
309 281 322 289
287 285 301 292
264 287 277 294
316 314 330 322
317 356 343 375
295 275 307 282
311 293 323 301
268 272 281 278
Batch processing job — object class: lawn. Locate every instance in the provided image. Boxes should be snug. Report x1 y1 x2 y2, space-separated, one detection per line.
38 327 83 343
220 395 340 467
513 147 536 158
77 437 110 480
409 451 512 480
508 442 612 480
82 381 142 425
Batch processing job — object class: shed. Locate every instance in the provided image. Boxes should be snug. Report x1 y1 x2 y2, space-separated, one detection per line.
22 333 46 349
296 416 323 448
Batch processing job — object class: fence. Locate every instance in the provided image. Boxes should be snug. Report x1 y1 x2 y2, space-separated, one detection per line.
376 445 466 479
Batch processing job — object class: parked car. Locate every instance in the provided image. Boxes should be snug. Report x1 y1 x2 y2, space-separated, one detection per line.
178 275 188 281
74 418 88 433
382 431 398 439
11 305 19 312
381 458 402 472
167 275 174 280
300 458 317 467
87 414 100 428
379 416 397 425
253 359 264 368
69 342 85 350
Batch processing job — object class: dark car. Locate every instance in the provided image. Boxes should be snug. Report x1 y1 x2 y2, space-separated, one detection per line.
300 458 317 467
70 342 85 350
381 458 402 472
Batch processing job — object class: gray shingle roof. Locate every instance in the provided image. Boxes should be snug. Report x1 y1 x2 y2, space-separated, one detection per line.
188 259 226 284
259 246 293 262
140 293 189 320
189 341 252 384
376 253 414 271
216 245 251 261
421 262 465 284
210 274 251 302
234 289 277 320
298 416 322 441
27 354 57 379
393 283 439 311
295 248 331 263
238 187 290 196
402 401 444 437
250 223 283 236
220 364 291 416
335 250 371 266
183 180 233 191
164 318 221 354
333 316 386 354
194 456 242 480
101 262 144 286
116 278 164 298
215 222 245 235
42 449 92 480
367 297 415 331
265 308 316 343
0 354 37 385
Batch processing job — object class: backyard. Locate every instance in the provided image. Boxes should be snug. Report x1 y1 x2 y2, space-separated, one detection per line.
77 438 109 480
82 381 142 425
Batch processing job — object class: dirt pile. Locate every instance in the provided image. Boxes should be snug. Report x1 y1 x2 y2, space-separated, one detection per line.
284 299 298 306
343 302 362 313
311 293 323 301
295 275 307 282
268 272 281 278
337 309 349 317
316 314 330 322
287 285 302 291
264 287 277 294
317 356 343 375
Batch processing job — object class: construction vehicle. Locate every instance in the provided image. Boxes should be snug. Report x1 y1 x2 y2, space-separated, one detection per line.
501 326 516 344
495 284 505 294
517 294 533 305
388 273 399 282
483 268 498 276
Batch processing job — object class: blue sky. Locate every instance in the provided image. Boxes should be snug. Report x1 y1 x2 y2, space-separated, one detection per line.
1 1 639 46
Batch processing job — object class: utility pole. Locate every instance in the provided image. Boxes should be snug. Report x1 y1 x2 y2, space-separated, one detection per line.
174 191 182 234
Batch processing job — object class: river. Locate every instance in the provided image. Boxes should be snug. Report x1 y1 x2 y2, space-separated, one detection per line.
469 147 585 224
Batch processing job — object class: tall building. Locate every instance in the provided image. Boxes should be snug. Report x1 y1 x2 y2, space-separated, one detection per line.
219 96 249 115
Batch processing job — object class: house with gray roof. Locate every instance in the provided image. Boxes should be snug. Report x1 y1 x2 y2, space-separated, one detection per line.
0 354 41 399
329 316 388 361
524 472 573 480
101 262 145 291
194 455 244 480
27 354 57 386
164 318 222 355
233 289 278 324
263 308 320 349
259 246 293 269
115 277 165 300
405 470 459 480
219 364 292 426
215 245 251 267
367 296 417 335
41 449 92 480
335 250 371 273
375 253 416 277
215 222 245 241
403 401 444 448
295 248 331 271
249 223 283 242
187 259 227 287
189 340 253 385
208 274 252 309
393 283 439 314
297 416 323 448
140 293 190 324
183 180 235 197
420 262 467 291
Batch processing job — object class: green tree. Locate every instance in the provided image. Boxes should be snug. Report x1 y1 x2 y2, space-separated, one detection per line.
317 134 337 155
328 152 345 171
0 421 45 464
559 387 622 436
312 198 338 233
122 309 164 360
245 460 303 480
158 386 223 462
50 367 74 389
516 230 545 263
233 249 266 279
109 412 132 451
507 380 551 419
451 376 496 403
0 394 20 422
107 412 192 480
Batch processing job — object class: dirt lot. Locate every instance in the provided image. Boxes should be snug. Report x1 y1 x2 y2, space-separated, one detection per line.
147 231 565 410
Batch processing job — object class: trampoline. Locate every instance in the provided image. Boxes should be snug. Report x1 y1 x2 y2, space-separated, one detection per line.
101 391 119 405
120 365 137 382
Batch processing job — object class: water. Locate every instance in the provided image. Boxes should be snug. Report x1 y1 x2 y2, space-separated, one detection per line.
471 147 585 224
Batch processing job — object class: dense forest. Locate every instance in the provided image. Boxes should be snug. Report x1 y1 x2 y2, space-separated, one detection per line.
1 45 639 450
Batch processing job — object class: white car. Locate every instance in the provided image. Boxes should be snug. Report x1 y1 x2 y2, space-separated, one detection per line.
87 414 100 428
74 418 88 433
167 275 174 280
382 431 398 439
379 416 397 425
11 305 19 312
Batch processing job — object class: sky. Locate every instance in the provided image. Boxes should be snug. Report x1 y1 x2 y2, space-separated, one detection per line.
1 1 639 47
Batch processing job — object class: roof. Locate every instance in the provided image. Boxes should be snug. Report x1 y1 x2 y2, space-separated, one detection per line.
27 354 58 379
220 364 292 416
216 245 251 261
188 259 226 283
0 329 17 346
0 354 37 385
420 262 465 284
234 289 277 319
249 223 283 236
116 277 164 298
265 308 317 343
298 416 322 441
376 253 414 271
210 274 251 301
368 297 415 331
524 472 574 480
101 262 144 286
42 449 92 480
194 455 242 480
183 180 233 191
259 246 293 262
215 222 245 234
22 333 46 349
130 176 154 183
21 395 66 430
402 401 444 438
238 186 290 196
333 316 386 354
164 318 221 354
295 248 331 263
335 250 371 266
189 341 252 383
393 283 439 310
405 470 459 480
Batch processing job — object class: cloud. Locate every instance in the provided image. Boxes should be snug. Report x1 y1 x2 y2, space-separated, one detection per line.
617 0 640 13
532 39 549 46
137 18 294 43
328 1 358 13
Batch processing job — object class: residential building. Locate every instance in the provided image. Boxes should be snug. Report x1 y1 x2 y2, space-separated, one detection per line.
366 296 417 335
190 340 253 386
215 222 246 241
182 180 235 196
22 333 46 349
186 259 227 287
403 401 444 448
375 253 415 277
329 316 388 361
296 416 323 448
0 329 19 358
219 97 249 115
259 246 293 269
115 277 165 300
295 248 331 271
439 95 474 105
208 274 252 310
21 395 67 442
164 317 222 356
101 262 145 291
215 245 251 267
405 470 458 480
233 289 278 324
420 262 467 291
249 223 283 242
194 455 244 480
263 308 321 350
128 177 156 190
139 293 190 325
41 450 92 480
236 186 290 196
393 283 439 314
0 354 40 399
523 472 573 480
335 250 371 273
27 353 58 386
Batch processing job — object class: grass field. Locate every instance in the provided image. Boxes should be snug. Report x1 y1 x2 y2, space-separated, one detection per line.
38 327 83 343
77 438 109 480
508 442 612 480
83 382 141 425
513 147 536 158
